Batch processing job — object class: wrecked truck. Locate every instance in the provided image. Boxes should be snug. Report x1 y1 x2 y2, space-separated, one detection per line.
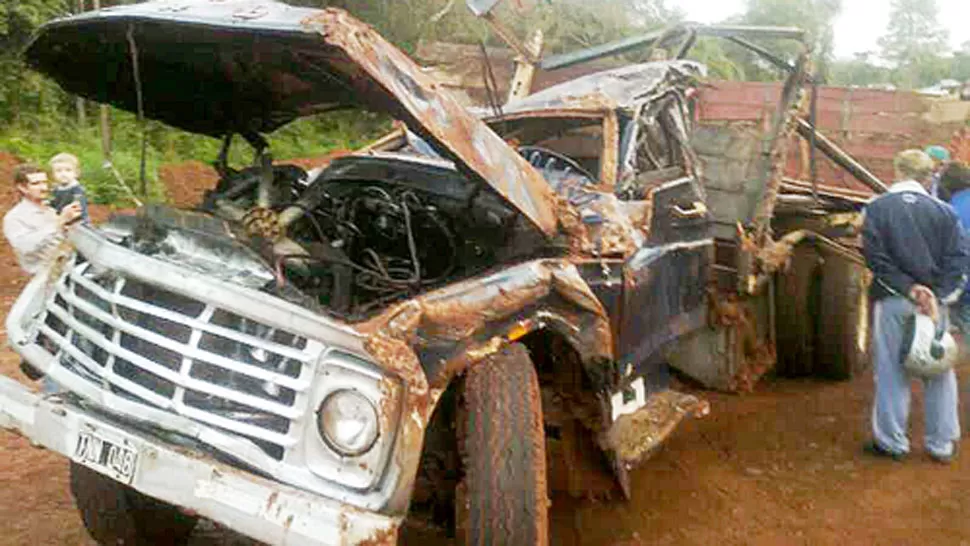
0 1 877 545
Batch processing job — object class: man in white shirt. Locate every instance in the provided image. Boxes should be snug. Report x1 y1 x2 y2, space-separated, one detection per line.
3 164 82 387
3 163 82 275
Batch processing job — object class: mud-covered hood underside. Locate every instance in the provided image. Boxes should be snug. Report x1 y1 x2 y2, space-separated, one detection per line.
25 0 560 235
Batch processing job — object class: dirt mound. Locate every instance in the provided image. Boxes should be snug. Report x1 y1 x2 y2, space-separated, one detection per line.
158 151 352 210
159 160 219 209
0 153 27 297
284 149 353 171
0 152 23 210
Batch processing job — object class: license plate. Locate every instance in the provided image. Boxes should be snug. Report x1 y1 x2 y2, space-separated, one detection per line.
73 429 138 484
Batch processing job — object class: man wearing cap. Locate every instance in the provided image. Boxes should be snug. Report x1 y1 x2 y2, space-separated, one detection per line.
862 149 968 464
925 145 951 199
3 164 82 275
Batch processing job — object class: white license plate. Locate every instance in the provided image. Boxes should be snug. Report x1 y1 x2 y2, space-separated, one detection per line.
73 429 138 484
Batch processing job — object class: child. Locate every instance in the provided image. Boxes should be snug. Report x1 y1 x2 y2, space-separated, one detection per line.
48 152 90 223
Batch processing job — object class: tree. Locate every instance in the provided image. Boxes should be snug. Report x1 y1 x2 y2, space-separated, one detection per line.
0 1 74 125
950 41 970 83
691 38 747 81
288 0 689 58
730 0 842 82
877 0 949 89
829 52 892 87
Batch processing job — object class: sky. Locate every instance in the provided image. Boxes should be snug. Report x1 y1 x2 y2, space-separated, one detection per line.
676 0 970 59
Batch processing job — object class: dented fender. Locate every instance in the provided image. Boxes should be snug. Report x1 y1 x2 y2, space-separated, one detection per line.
361 259 615 390
356 258 615 510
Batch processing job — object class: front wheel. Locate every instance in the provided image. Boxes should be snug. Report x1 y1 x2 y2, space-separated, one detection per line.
461 343 549 546
70 462 198 545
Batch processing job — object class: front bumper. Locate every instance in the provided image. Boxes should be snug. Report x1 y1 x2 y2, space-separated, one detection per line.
0 375 400 546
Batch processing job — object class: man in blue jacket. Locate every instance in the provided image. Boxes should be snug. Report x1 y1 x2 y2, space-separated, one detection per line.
862 149 968 464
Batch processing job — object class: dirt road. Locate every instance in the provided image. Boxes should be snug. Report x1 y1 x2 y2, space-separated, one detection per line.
1 156 969 545
3 345 969 546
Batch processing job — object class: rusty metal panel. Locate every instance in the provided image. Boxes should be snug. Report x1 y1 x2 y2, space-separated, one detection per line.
603 389 708 469
301 9 561 237
666 290 776 392
502 61 705 115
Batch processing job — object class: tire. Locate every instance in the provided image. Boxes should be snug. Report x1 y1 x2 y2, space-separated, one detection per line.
462 343 549 546
69 462 198 545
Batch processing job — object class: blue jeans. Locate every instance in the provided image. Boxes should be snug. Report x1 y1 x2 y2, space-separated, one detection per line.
953 301 970 337
871 297 960 457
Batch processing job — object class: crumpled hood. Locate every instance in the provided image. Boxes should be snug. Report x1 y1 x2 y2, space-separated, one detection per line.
25 0 560 236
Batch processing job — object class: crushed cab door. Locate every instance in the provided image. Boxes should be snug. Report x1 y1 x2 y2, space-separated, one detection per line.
604 96 713 492
616 94 713 372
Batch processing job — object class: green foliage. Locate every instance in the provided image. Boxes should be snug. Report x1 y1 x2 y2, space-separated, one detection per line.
878 0 948 64
288 0 686 57
521 0 683 55
952 43 970 83
732 0 842 82
0 110 390 206
829 53 892 87
0 1 74 126
691 38 747 81
0 1 70 42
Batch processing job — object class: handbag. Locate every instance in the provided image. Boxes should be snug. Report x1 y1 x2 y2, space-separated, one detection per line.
902 303 959 378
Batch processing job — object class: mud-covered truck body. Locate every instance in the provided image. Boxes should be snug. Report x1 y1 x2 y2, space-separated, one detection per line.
0 1 874 545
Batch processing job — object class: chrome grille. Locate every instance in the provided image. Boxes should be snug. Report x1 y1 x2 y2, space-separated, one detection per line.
37 260 318 460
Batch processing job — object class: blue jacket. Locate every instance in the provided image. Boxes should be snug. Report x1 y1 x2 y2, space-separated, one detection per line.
948 188 970 303
862 180 968 301
50 183 89 223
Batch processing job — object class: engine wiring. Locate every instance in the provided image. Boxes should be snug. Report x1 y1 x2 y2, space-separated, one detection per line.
276 183 460 314
204 159 485 317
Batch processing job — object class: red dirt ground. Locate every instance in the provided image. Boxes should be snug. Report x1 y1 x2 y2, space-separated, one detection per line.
1 153 969 545
159 152 352 209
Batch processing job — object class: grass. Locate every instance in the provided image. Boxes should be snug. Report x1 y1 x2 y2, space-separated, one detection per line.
0 107 391 206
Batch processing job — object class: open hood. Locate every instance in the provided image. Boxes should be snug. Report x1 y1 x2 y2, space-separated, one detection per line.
25 0 560 236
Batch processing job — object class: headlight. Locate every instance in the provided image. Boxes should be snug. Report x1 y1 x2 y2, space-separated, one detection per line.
317 389 380 456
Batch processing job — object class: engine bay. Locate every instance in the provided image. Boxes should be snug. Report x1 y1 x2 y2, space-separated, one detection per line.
106 151 547 321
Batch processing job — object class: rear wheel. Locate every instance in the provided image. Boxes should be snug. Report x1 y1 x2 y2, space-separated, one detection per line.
461 343 549 546
70 462 198 545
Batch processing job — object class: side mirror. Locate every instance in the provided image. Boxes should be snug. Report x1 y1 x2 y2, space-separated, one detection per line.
465 0 502 16
463 0 541 66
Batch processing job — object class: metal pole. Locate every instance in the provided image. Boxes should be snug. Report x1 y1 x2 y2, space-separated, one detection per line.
126 25 147 196
810 80 818 204
795 118 888 193
506 30 543 103
74 0 87 127
751 51 809 246
91 0 111 162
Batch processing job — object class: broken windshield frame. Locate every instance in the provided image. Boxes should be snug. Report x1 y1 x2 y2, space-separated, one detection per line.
370 113 610 189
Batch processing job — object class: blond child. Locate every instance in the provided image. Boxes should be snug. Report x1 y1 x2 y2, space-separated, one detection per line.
48 152 89 222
